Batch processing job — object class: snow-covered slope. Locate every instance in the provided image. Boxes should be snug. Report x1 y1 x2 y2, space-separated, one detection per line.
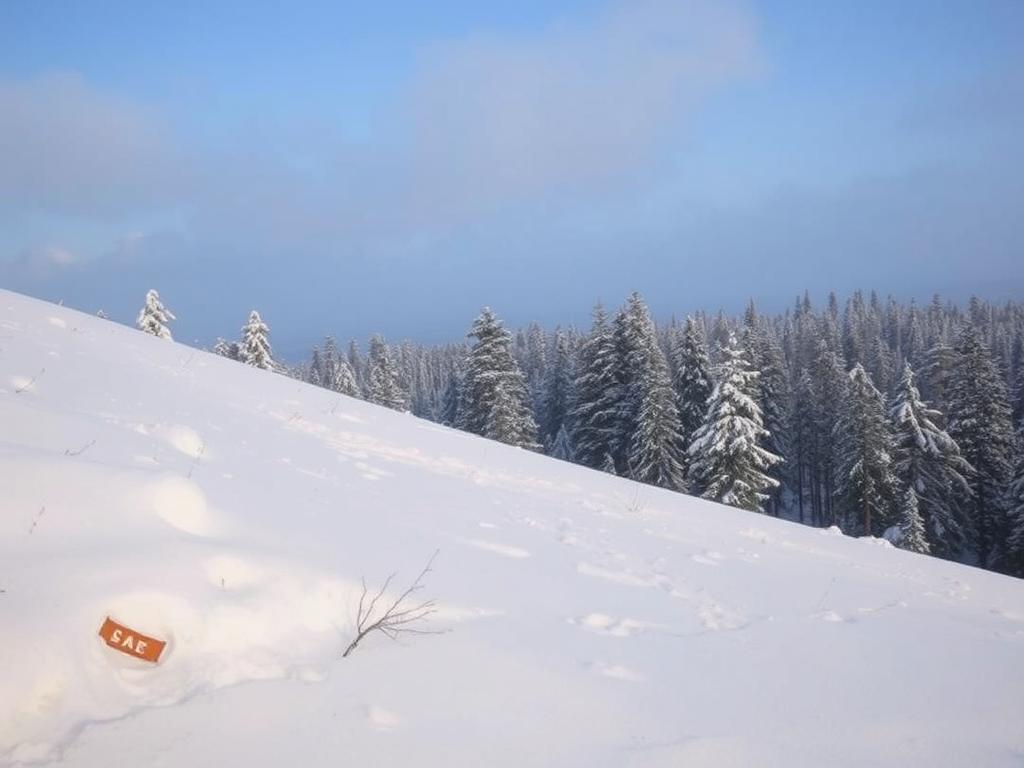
2 289 1023 768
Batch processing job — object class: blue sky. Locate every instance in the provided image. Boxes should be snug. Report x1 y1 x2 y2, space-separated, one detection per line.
1 0 1022 356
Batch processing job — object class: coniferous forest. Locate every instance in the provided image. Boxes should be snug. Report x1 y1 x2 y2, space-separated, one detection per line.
172 289 1024 578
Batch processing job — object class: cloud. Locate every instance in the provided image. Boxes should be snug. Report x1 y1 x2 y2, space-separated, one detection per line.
0 2 761 246
0 0 769 340
0 73 189 219
400 0 762 221
1 244 81 281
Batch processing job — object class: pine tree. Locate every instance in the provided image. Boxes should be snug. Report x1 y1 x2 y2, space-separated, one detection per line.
213 338 240 360
348 340 364 390
569 305 620 471
789 368 817 525
948 325 1015 567
811 339 847 526
896 484 930 554
333 358 360 397
307 347 324 385
628 368 687 490
1003 422 1024 577
540 330 573 447
920 341 955 420
670 316 713 474
888 363 973 558
136 289 175 340
612 293 686 489
1010 353 1024 431
365 336 409 411
688 332 782 511
457 308 539 449
834 364 896 537
1004 416 1024 576
240 310 274 370
321 336 341 389
439 372 461 427
485 380 521 444
744 318 791 516
550 424 575 462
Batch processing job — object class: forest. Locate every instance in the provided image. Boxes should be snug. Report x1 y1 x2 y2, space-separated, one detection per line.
138 289 1024 578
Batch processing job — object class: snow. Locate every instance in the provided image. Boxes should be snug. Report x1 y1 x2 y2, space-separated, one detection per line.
1 288 1024 767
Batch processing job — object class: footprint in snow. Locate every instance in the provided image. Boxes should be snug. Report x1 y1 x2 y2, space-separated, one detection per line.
367 705 401 731
590 662 645 682
465 539 530 559
150 476 217 536
691 550 725 566
696 602 749 631
355 461 392 480
812 610 851 623
576 562 658 588
570 613 660 638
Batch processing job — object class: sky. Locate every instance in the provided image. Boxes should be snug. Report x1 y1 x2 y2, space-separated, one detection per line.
1 0 1022 356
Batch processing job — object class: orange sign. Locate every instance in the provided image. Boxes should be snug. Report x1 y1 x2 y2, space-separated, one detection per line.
98 616 167 663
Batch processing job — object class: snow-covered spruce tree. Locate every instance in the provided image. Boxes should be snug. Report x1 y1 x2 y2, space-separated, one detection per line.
240 310 275 370
613 293 687 490
743 315 791 516
834 364 896 537
321 336 341 389
540 329 573 447
888 362 973 558
307 347 324 386
628 365 687 490
332 358 360 398
669 316 713 476
788 368 817 525
569 304 620 471
136 289 175 340
896 484 930 554
439 371 461 427
1011 355 1024 434
213 337 240 361
687 332 782 511
457 308 539 450
365 335 409 411
347 340 364 391
811 339 847 526
919 340 955 421
948 325 1015 567
1003 422 1024 577
550 424 575 462
484 379 522 444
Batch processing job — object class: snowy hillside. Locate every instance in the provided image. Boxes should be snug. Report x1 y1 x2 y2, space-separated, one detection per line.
2 288 1024 768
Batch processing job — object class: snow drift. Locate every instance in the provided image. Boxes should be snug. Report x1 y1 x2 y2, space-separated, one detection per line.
1 289 1023 767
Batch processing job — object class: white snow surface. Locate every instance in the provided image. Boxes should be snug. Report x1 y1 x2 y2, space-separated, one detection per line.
2 289 1024 767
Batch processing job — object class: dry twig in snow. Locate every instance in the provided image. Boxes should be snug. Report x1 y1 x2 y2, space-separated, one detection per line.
342 549 444 658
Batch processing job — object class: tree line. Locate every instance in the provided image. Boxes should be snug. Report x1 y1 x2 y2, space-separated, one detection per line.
134 288 1024 578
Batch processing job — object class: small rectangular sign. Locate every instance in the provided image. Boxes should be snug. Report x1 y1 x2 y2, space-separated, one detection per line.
98 616 166 663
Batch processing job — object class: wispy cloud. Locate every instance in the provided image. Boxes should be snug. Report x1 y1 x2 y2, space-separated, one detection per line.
2 244 81 281
398 0 762 221
0 73 189 220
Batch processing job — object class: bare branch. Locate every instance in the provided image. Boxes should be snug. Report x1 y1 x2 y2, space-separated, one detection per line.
186 442 206 479
27 506 45 535
64 439 96 457
342 550 445 659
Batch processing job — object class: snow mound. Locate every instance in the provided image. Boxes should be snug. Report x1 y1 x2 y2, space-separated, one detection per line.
1 289 1024 767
